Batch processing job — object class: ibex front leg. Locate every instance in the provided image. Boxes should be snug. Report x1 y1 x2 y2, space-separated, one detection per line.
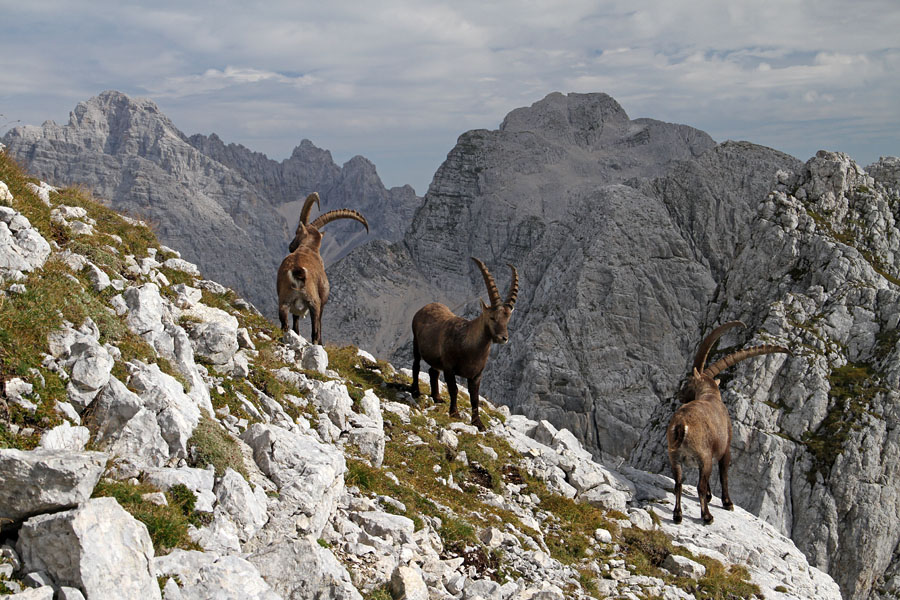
446 372 460 418
410 339 422 397
467 375 484 431
310 305 322 345
429 368 442 404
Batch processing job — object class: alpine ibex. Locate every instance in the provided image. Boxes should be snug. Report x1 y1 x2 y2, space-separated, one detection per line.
668 321 791 524
276 192 368 344
410 257 518 431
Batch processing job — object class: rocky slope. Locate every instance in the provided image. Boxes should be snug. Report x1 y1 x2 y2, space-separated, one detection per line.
322 92 900 599
0 152 840 599
1 91 421 318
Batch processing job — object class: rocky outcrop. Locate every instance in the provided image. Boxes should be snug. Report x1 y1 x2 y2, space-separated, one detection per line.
2 90 421 318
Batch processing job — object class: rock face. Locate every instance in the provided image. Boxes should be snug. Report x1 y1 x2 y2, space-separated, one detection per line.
2 90 421 318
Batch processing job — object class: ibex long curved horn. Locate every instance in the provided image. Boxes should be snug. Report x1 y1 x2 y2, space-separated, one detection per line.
704 344 793 378
471 257 502 307
693 321 745 373
299 192 320 225
309 209 369 232
506 264 519 308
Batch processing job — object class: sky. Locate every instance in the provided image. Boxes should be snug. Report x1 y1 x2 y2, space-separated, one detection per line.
1 1 898 195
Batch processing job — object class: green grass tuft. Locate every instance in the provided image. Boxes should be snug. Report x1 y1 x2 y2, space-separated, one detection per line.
187 414 248 478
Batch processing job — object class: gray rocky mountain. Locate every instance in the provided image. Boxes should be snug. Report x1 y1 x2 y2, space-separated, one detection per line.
323 92 900 599
1 90 421 317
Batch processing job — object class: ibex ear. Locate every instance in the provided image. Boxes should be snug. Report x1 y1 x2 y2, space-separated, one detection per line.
288 238 299 253
692 367 701 378
714 378 721 386
480 298 489 311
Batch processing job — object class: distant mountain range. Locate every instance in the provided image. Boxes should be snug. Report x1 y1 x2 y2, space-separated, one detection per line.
2 90 421 316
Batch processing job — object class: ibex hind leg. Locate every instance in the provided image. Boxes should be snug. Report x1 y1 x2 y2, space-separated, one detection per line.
719 451 734 511
670 456 683 524
698 460 714 524
467 375 485 431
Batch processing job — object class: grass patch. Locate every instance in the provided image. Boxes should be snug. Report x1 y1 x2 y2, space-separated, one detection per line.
187 414 248 478
802 362 885 483
362 585 393 600
92 479 202 554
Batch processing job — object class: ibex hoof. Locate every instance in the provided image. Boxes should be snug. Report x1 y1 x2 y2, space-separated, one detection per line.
433 397 445 405
472 418 486 431
449 410 461 419
409 388 421 398
723 501 734 511
702 514 714 525
672 513 682 524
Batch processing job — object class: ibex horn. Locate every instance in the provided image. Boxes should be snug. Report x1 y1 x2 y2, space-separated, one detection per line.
471 257 502 307
299 192 320 225
693 321 745 373
506 264 519 308
309 209 369 233
704 344 793 379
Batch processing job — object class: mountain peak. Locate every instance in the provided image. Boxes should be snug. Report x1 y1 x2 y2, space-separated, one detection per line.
500 91 630 138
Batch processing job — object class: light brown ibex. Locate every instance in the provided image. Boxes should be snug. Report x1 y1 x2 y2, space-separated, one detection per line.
276 192 368 344
410 257 518 430
668 321 791 524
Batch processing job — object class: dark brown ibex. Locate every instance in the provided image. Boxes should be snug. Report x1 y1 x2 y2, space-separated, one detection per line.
276 192 368 344
410 257 518 430
668 321 791 524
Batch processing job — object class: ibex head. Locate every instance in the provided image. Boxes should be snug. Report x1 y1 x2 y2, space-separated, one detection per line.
682 320 792 401
471 257 518 344
288 192 369 253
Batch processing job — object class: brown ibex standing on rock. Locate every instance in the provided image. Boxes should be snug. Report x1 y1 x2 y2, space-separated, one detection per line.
668 321 791 524
410 258 518 431
277 192 368 344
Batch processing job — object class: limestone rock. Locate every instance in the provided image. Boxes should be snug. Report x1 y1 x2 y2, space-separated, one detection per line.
153 549 279 600
241 424 345 538
38 422 90 451
16 497 161 600
0 449 106 526
0 207 51 277
214 468 268 542
249 536 362 600
390 566 428 600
